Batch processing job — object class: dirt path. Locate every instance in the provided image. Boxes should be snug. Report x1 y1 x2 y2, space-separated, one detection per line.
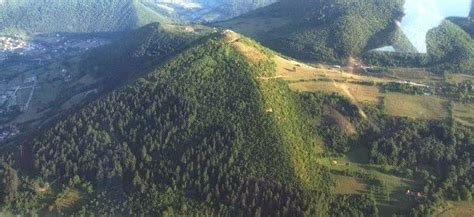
332 80 368 119
257 75 289 81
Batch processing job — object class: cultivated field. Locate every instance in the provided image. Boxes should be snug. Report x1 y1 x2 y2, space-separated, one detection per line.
273 55 458 121
383 93 449 119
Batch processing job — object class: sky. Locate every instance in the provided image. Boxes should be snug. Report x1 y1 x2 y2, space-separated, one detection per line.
401 0 472 52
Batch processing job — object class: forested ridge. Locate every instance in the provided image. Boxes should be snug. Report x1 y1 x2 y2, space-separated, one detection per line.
426 20 474 74
363 19 474 75
0 0 277 34
0 0 169 34
218 0 407 63
80 23 200 90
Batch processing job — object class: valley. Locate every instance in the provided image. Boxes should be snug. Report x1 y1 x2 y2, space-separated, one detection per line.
0 33 115 143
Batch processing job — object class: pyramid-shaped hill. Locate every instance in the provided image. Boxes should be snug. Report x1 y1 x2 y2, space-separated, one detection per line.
25 30 336 215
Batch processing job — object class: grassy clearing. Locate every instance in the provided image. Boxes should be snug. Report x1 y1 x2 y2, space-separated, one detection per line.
453 102 474 127
385 68 442 83
289 80 449 120
49 188 81 212
318 146 419 215
384 93 449 119
333 175 367 195
435 201 474 217
289 81 344 94
290 81 381 104
275 55 388 83
344 83 381 104
446 73 474 84
273 56 454 121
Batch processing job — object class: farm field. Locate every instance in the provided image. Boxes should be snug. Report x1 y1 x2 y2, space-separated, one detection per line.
274 56 469 122
383 93 449 119
382 67 443 83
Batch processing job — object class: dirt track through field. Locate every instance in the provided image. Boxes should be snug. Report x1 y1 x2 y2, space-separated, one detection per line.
332 80 368 119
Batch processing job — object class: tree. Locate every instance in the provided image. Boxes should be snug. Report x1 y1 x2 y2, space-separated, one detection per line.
2 163 19 203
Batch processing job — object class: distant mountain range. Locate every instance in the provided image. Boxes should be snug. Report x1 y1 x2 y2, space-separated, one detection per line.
144 0 276 22
0 0 160 34
471 0 474 17
0 0 275 34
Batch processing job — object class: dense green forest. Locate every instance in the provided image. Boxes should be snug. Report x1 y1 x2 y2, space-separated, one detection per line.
426 20 474 74
0 0 277 34
367 118 473 215
218 0 408 63
362 52 429 68
80 23 200 90
0 0 169 34
448 17 474 38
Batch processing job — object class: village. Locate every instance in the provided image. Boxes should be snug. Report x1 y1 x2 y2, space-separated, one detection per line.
0 33 113 144
0 33 110 65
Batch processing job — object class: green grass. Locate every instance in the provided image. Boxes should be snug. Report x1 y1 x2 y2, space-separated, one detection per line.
318 146 419 215
435 201 474 217
49 188 81 212
446 73 474 84
384 93 449 119
386 68 443 83
453 102 474 127
333 175 367 195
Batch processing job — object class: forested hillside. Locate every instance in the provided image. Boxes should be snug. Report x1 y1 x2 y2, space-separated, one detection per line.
80 23 201 89
470 0 474 17
217 0 407 63
363 18 474 75
426 20 474 74
145 0 276 21
0 0 169 34
0 32 358 216
447 17 474 38
0 0 276 34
